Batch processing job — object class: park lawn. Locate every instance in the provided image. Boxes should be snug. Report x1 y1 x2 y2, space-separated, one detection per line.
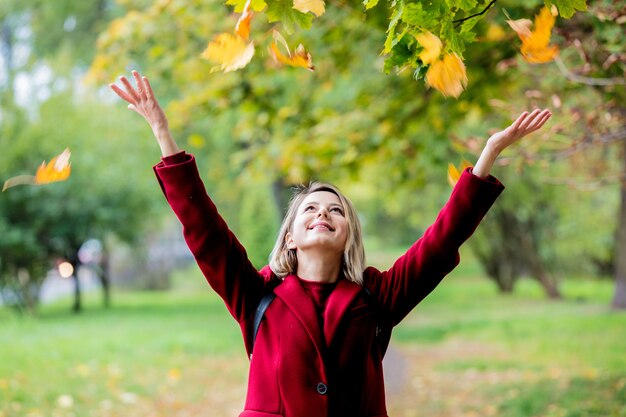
1 251 625 417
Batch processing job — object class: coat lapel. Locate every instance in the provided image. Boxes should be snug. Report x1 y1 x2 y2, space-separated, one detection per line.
323 278 361 347
274 275 325 356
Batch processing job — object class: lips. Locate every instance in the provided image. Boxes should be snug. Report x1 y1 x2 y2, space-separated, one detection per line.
308 221 335 231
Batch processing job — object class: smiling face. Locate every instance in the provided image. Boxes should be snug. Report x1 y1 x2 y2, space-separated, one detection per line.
285 191 348 256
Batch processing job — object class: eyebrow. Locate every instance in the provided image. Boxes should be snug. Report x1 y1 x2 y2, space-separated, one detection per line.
304 201 343 209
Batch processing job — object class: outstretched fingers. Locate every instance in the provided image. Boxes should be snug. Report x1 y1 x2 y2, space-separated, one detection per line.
143 76 156 101
510 109 551 137
132 70 148 100
510 111 530 132
109 82 136 104
517 109 542 131
530 109 552 132
119 76 141 103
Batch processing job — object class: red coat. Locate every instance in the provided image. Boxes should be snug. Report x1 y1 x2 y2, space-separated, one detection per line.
154 152 504 417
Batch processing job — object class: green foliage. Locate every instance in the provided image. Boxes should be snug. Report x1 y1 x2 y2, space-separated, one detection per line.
86 0 625 307
0 90 159 309
548 0 587 18
266 0 314 33
226 0 267 12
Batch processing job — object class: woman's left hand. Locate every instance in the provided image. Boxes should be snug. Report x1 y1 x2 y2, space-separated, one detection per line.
472 109 552 178
487 109 552 155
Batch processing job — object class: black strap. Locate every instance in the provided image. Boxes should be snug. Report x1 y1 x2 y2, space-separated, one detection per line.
363 287 391 356
252 292 276 349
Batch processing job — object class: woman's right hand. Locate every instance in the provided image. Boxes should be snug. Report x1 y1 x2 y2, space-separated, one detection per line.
110 71 180 157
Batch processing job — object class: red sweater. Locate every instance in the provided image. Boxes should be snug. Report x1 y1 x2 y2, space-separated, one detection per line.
154 152 504 417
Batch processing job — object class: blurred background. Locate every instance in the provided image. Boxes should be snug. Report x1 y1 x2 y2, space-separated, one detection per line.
0 0 624 416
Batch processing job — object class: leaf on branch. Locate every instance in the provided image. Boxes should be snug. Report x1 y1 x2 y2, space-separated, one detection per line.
383 2 405 54
507 6 559 64
201 33 255 72
363 0 380 10
269 30 314 71
267 0 314 33
425 53 468 98
415 31 442 65
3 149 72 192
226 0 267 13
293 0 325 17
547 0 586 19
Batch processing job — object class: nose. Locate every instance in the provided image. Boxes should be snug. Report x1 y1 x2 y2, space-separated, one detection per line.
316 207 329 218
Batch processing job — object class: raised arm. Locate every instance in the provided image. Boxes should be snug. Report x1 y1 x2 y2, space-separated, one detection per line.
473 109 552 178
109 70 181 157
368 109 552 325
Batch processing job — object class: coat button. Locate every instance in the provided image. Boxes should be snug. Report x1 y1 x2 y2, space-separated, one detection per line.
316 382 328 395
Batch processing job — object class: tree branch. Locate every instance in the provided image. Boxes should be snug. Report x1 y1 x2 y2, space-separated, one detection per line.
453 0 497 28
555 56 626 86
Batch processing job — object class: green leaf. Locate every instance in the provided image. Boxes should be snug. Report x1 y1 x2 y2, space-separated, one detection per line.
547 0 587 19
363 0 380 10
384 1 404 53
226 0 267 13
266 0 314 33
384 35 413 73
402 3 426 26
412 64 428 81
446 0 477 12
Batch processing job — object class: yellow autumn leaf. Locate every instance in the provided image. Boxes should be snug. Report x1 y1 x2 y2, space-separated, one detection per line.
293 0 325 17
447 163 461 187
425 53 468 98
447 159 473 187
201 33 255 73
235 0 254 40
3 148 72 192
269 30 314 71
415 31 442 65
507 6 559 63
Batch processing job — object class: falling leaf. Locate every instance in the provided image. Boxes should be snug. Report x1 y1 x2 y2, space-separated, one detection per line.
506 18 533 38
269 30 314 71
201 33 255 72
203 0 255 73
3 149 72 192
507 6 559 63
447 163 461 187
425 53 468 98
235 0 254 40
293 0 325 17
36 148 71 184
448 159 473 187
415 31 442 65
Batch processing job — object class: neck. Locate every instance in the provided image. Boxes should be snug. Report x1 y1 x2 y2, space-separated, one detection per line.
295 250 343 283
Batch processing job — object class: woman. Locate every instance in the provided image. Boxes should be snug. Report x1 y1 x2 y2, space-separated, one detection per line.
111 71 551 417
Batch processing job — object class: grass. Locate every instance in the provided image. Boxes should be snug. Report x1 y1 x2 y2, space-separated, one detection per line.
1 250 625 417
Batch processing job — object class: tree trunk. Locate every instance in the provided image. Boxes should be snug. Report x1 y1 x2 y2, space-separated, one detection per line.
99 253 111 308
519 226 562 299
612 143 626 309
271 177 292 221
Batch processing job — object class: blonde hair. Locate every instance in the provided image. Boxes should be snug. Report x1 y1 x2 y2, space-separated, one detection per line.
269 182 366 285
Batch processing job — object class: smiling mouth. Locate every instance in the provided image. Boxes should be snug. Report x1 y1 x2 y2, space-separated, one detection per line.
308 222 335 231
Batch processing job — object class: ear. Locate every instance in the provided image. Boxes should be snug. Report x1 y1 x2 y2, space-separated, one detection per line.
285 232 297 250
